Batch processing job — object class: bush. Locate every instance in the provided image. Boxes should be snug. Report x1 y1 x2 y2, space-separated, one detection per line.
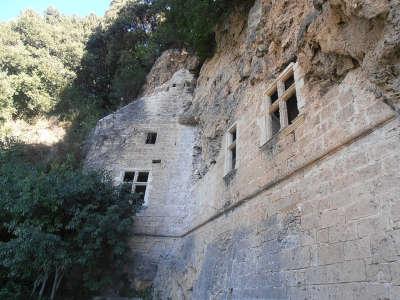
0 144 143 299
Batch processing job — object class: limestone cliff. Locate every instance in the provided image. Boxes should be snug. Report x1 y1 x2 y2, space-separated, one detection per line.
142 49 199 97
183 0 399 176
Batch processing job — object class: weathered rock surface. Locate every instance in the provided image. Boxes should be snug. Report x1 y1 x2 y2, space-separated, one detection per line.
183 0 400 176
149 1 399 298
142 49 199 96
86 0 400 299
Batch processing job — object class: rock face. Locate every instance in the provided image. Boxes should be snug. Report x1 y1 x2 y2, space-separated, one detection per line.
142 49 199 96
185 0 400 176
86 0 400 299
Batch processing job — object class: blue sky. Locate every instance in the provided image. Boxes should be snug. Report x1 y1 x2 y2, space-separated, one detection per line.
0 0 112 21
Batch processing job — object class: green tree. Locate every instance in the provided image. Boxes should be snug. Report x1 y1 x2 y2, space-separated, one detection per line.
0 9 100 121
0 144 143 299
0 72 15 125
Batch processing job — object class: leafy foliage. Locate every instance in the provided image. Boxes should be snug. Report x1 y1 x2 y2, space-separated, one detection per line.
0 144 143 299
154 0 233 58
0 0 253 146
0 72 15 125
0 9 99 122
76 0 252 109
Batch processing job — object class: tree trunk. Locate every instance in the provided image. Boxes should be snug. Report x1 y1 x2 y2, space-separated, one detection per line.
50 266 64 300
38 273 48 300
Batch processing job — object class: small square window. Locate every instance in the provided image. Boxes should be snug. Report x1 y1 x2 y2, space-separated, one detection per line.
137 172 149 183
146 132 157 144
123 172 135 182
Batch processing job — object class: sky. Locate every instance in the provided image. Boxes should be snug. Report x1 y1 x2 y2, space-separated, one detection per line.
0 0 112 21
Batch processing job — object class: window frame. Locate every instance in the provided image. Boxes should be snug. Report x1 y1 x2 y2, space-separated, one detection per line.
122 170 151 206
261 62 303 145
145 132 157 144
224 123 238 176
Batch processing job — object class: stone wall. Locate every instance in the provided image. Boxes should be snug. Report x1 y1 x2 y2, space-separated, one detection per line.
86 69 197 236
133 64 399 298
150 117 400 299
85 0 400 298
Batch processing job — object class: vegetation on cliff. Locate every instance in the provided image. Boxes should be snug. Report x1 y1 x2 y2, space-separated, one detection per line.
0 0 252 156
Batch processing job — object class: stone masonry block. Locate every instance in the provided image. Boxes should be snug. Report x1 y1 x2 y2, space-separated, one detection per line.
339 260 367 283
389 261 400 285
319 209 345 229
365 261 392 283
301 213 318 230
344 237 372 261
281 246 312 270
345 198 380 222
317 228 329 243
307 283 355 300
306 265 338 285
284 269 307 287
390 285 400 300
370 231 400 263
318 243 344 265
357 217 389 238
287 286 309 300
329 223 357 242
351 283 390 300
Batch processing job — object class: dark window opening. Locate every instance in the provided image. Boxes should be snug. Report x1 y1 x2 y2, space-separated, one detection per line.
270 89 279 104
284 74 295 90
146 132 157 144
287 94 299 124
152 159 161 164
137 172 149 183
231 147 236 170
227 125 237 172
123 172 135 182
134 185 147 201
272 109 281 135
231 128 237 142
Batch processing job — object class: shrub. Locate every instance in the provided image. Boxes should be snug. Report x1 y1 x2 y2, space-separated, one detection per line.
0 144 143 299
